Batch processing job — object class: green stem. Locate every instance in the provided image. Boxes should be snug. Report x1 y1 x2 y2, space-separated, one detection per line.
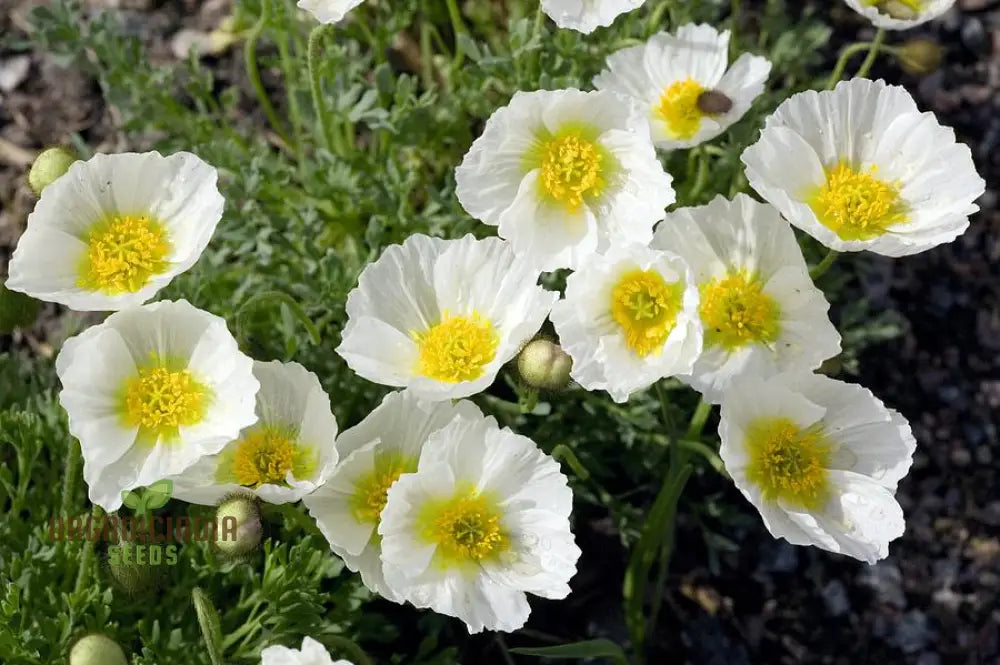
647 1 671 36
684 399 712 441
855 27 886 79
275 27 304 163
646 464 693 636
809 249 839 280
244 0 291 146
826 41 875 90
60 439 81 518
444 0 468 67
307 24 337 153
73 505 101 593
551 444 591 481
193 588 226 665
730 0 741 55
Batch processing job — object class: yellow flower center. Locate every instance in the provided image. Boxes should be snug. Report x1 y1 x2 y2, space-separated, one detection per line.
349 455 412 524
699 272 780 350
657 78 709 140
225 425 316 487
534 128 607 211
807 161 908 240
744 417 832 511
864 0 922 15
78 213 171 294
419 488 509 567
610 269 685 357
121 363 208 442
414 311 499 383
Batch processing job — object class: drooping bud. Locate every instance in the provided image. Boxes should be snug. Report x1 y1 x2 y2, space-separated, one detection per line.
213 492 262 558
28 147 77 196
68 633 128 665
696 90 733 115
517 338 573 391
896 38 944 77
0 281 41 333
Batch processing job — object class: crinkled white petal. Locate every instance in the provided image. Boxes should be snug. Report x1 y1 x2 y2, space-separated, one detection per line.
843 0 955 30
540 0 646 33
456 89 674 271
261 635 354 665
337 234 556 400
171 360 338 505
741 78 984 256
303 392 481 602
296 0 365 23
719 372 914 563
56 300 258 511
379 409 580 633
7 151 224 311
551 243 703 403
594 24 771 150
652 194 841 402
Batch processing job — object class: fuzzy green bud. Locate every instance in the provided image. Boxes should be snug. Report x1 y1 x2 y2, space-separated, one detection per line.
28 147 77 196
213 493 262 557
896 39 944 77
68 633 128 665
517 339 573 391
0 281 41 333
106 540 163 597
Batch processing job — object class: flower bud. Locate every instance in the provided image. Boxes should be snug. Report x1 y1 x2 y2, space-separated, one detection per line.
896 39 943 77
0 281 41 333
68 633 128 665
28 147 77 196
696 90 733 115
214 493 262 557
106 540 163 597
517 338 573 391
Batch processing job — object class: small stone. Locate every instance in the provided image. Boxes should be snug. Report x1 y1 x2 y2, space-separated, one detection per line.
891 610 934 654
858 561 906 608
0 56 30 92
822 579 850 617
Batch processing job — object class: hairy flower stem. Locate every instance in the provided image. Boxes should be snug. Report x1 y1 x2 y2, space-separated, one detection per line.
245 0 292 147
826 41 876 89
307 24 340 154
810 248 840 280
444 0 468 67
73 505 102 594
855 27 886 79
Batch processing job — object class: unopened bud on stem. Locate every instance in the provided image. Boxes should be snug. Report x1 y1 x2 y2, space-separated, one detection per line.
214 492 262 557
68 633 128 665
28 147 77 196
896 38 943 76
517 339 573 391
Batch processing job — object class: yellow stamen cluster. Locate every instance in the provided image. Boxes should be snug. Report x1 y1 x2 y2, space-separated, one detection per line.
744 417 832 510
414 311 499 383
229 426 313 487
699 272 781 350
420 490 509 566
536 131 606 211
122 365 207 439
350 456 411 523
610 269 684 357
808 161 908 240
78 214 170 294
657 78 709 140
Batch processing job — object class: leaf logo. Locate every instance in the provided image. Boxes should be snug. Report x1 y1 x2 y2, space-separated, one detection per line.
120 479 173 516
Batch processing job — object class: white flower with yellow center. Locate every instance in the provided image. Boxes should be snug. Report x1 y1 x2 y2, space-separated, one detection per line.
550 243 702 402
303 392 480 602
7 152 224 312
845 0 955 30
378 409 581 633
719 372 916 563
594 24 772 151
296 0 365 23
336 234 557 400
742 78 984 257
455 89 674 271
55 299 259 511
261 636 353 665
540 0 646 34
169 361 338 505
652 194 841 403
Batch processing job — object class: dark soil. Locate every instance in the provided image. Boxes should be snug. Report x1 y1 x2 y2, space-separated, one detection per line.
1 1 997 664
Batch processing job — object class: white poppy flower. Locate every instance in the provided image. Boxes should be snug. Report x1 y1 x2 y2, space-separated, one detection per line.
303 392 480 602
742 78 984 257
540 0 646 34
379 409 581 633
169 360 338 506
55 300 259 511
336 234 557 401
844 0 955 30
261 636 352 665
719 372 916 563
651 194 841 403
7 151 224 312
455 89 674 271
297 0 365 23
594 24 772 151
550 243 702 402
